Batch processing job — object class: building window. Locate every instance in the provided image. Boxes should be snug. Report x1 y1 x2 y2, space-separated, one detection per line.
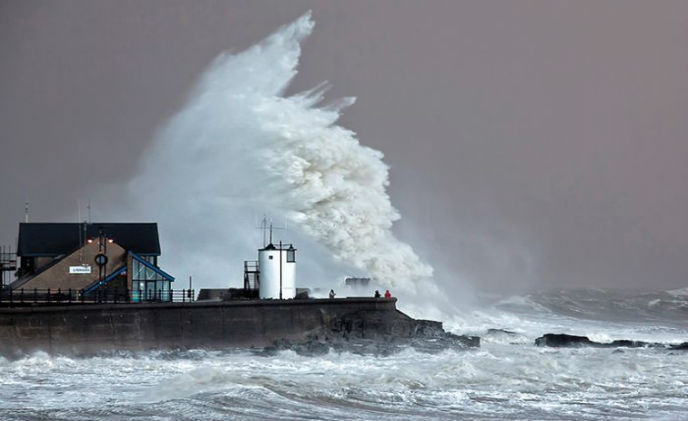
131 258 171 302
286 249 295 263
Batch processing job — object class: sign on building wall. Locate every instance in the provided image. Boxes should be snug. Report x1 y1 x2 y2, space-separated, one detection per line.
69 265 92 274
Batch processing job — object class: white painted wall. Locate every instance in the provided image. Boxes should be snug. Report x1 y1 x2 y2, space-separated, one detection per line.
258 247 295 299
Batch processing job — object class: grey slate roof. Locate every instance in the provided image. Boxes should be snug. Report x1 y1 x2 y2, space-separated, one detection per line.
17 223 161 257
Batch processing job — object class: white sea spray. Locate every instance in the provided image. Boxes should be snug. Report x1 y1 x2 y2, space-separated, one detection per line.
127 12 432 291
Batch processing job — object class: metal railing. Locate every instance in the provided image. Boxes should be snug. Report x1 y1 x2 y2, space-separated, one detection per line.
244 260 260 290
0 288 196 305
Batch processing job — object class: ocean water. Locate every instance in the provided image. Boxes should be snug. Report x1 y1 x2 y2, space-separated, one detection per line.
26 12 685 420
1 288 687 421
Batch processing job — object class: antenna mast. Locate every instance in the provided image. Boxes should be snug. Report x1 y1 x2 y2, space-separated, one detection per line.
24 201 29 223
262 216 268 247
256 215 285 247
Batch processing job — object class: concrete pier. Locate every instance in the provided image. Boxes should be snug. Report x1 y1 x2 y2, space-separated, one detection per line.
0 298 475 356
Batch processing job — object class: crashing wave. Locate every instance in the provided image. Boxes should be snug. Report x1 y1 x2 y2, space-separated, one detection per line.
127 12 433 291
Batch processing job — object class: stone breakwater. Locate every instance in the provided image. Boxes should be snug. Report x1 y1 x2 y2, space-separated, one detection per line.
0 298 478 357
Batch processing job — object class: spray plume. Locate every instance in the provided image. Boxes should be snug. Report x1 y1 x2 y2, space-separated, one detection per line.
128 12 433 291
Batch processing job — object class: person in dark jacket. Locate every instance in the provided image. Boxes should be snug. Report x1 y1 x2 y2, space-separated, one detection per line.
329 289 336 299
374 290 381 298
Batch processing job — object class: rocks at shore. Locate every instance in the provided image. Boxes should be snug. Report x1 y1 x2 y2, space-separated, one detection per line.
261 315 480 356
261 333 480 356
486 328 517 336
535 333 688 350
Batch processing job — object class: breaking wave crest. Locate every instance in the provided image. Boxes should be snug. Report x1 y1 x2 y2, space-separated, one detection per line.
126 12 432 290
497 288 688 326
440 288 688 345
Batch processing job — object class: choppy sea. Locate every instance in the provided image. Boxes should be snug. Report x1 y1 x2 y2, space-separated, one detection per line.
1 288 687 420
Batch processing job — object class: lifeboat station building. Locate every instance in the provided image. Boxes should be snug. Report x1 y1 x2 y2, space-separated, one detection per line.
8 222 174 302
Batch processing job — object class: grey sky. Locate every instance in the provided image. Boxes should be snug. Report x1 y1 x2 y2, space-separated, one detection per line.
1 1 687 293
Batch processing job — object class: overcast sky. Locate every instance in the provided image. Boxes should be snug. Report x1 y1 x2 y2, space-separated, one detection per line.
1 1 687 293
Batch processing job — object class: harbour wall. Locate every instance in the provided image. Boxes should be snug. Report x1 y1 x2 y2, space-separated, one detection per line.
0 298 433 356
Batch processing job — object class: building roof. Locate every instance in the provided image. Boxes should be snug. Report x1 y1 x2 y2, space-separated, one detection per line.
17 223 161 257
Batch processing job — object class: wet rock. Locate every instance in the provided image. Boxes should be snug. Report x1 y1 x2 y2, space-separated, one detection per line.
608 339 650 348
261 316 480 356
535 334 594 347
669 342 688 350
535 333 688 350
487 328 517 336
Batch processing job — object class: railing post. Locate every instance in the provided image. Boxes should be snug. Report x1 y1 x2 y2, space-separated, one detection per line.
9 287 13 304
47 288 51 303
34 288 37 303
20 288 24 303
57 288 62 303
68 288 72 303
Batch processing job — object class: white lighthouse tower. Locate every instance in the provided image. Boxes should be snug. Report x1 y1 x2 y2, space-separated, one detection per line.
258 242 296 299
